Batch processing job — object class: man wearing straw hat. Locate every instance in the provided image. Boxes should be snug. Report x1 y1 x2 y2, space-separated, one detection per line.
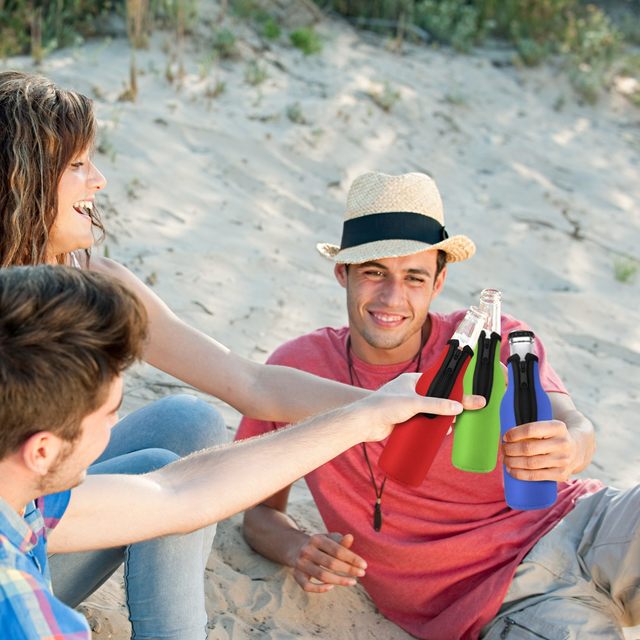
237 172 640 640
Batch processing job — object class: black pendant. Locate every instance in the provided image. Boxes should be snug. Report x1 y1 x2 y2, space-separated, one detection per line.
373 501 382 532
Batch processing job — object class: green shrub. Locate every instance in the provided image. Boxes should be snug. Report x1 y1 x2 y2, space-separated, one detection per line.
484 0 575 44
414 1 483 52
0 0 200 59
568 64 603 104
286 101 308 124
319 0 625 101
263 17 281 40
0 0 113 58
320 0 410 24
617 52 640 78
230 0 261 19
290 27 322 55
515 38 550 66
213 28 238 59
228 0 280 40
616 11 640 46
151 0 199 35
614 257 638 283
563 5 621 66
320 0 623 66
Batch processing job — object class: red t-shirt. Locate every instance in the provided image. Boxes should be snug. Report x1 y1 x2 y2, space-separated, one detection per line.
236 311 603 640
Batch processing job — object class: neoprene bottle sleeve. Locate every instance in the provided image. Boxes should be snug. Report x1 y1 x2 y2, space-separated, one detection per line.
379 306 487 487
500 331 557 510
452 289 506 473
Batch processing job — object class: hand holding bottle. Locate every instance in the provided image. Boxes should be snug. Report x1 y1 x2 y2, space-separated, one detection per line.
379 306 487 486
502 413 581 483
500 331 558 510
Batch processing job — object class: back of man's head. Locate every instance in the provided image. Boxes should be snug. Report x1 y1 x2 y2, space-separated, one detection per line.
0 265 147 460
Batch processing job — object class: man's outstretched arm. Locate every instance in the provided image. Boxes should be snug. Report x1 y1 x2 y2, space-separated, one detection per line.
242 392 488 593
48 376 468 553
91 257 369 423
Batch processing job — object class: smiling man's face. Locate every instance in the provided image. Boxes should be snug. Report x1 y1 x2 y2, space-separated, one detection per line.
335 251 446 365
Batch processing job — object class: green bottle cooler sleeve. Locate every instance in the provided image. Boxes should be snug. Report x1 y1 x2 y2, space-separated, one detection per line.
451 334 506 473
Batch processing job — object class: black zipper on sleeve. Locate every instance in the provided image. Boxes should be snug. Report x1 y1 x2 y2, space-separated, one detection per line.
507 352 539 426
424 340 473 418
472 330 500 402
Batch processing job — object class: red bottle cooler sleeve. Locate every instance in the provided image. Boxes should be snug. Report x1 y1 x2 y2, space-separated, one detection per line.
379 346 471 487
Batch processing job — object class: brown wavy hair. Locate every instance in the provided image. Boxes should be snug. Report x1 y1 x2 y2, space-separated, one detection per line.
0 265 148 458
0 70 105 267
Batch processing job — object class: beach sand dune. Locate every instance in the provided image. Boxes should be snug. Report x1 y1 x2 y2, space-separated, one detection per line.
4 6 638 638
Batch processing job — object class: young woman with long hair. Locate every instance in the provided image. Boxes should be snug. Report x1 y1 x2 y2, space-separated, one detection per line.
0 70 365 640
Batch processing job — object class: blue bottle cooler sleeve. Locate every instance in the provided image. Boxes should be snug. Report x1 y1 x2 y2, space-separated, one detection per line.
500 359 557 510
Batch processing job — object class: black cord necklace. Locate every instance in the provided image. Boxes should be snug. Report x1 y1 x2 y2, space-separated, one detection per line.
346 336 424 532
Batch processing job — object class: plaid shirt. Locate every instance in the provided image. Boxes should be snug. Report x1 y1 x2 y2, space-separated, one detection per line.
0 492 90 639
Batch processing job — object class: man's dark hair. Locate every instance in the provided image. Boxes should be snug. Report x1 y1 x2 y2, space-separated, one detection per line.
0 265 148 459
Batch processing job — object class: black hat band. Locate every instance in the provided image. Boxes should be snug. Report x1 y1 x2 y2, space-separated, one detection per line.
340 211 448 250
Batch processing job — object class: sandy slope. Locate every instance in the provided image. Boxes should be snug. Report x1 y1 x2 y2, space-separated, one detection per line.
3 6 639 638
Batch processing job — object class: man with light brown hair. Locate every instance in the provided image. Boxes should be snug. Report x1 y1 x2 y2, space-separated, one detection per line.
0 264 468 639
237 171 640 640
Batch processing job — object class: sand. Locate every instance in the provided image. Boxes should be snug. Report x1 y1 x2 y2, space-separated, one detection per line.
3 3 639 638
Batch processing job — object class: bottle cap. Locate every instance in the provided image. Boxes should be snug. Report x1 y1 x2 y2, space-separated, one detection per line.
508 330 535 358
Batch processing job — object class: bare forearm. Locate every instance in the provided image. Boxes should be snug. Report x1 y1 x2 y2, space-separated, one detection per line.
550 392 596 475
243 504 309 567
250 362 367 422
90 258 365 421
148 377 457 534
145 315 365 422
51 378 462 551
53 406 360 551
153 405 362 535
563 408 596 474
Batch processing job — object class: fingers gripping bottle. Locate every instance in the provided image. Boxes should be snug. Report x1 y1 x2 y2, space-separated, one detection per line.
500 331 557 510
379 306 487 487
451 289 506 472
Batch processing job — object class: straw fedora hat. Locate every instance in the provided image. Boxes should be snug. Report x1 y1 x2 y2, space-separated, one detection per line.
317 172 475 264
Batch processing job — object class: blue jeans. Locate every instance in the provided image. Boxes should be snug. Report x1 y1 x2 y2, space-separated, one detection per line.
49 394 227 640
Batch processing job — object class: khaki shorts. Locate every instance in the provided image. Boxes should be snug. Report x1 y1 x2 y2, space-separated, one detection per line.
481 486 640 640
